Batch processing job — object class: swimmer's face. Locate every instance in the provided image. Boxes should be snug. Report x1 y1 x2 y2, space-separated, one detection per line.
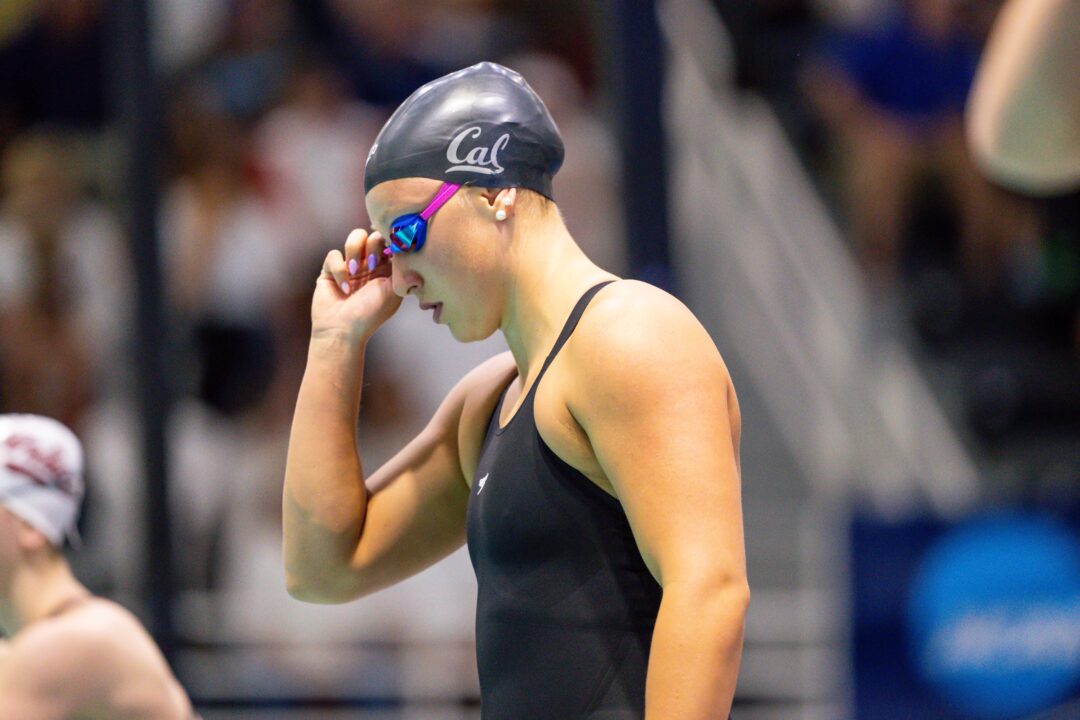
0 506 20 589
367 178 512 342
0 506 52 585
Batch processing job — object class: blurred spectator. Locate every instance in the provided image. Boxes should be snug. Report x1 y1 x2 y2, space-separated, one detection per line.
0 1 38 45
162 84 289 329
494 0 597 94
410 2 518 70
314 0 517 106
253 54 382 266
151 0 229 77
200 0 297 120
0 131 130 427
0 0 108 146
804 0 1037 292
311 0 448 106
160 83 292 595
710 0 817 99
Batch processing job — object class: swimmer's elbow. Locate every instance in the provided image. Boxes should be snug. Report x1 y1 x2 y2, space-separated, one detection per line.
285 570 364 605
968 102 1080 195
282 520 371 603
285 574 323 603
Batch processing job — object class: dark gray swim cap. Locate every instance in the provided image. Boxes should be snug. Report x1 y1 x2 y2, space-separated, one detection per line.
364 62 565 200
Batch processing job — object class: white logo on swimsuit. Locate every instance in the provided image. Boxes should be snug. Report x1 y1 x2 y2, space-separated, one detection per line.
446 127 509 175
477 473 489 494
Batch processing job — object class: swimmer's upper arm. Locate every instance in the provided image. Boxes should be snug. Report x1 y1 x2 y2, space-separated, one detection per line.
569 283 748 714
289 352 514 602
568 283 747 590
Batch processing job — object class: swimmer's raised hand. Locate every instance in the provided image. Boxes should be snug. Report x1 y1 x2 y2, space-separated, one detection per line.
313 228 402 343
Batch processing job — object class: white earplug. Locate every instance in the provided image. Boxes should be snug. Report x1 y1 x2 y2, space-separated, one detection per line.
495 209 508 221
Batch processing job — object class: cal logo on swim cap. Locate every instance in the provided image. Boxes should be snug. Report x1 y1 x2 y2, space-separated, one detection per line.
365 62 564 200
446 125 510 176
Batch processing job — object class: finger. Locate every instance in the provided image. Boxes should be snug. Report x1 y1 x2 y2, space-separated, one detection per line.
321 249 351 295
343 228 368 278
345 250 393 289
363 231 389 271
367 257 392 281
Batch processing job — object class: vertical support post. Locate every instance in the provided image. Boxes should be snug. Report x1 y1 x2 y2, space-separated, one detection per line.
108 0 175 660
597 0 675 291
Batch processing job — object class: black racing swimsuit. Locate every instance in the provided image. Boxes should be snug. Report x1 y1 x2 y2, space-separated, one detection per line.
466 281 665 719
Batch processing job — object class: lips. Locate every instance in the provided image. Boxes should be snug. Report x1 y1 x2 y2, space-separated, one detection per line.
420 302 443 323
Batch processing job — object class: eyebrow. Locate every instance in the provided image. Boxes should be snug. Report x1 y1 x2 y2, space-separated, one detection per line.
382 199 427 229
370 207 399 234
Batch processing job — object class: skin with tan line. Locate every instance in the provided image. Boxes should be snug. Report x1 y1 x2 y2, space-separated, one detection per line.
0 507 195 720
284 178 748 718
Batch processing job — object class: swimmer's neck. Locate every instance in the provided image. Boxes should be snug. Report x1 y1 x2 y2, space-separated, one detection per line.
0 553 87 635
499 219 618 383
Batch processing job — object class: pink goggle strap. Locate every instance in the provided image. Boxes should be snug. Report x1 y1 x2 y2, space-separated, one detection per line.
418 182 462 221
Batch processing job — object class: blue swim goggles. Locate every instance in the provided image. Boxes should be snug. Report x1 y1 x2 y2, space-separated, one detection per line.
384 182 462 255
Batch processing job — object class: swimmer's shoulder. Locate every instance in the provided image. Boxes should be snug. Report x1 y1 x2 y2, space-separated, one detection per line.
8 599 142 672
11 599 193 717
564 279 737 418
571 279 727 370
1 600 120 705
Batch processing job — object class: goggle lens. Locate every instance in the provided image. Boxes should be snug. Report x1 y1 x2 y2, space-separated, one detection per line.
389 215 425 254
384 183 461 255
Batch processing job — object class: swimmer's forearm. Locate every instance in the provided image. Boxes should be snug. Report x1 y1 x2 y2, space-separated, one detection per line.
968 0 1080 192
644 579 748 719
283 334 369 602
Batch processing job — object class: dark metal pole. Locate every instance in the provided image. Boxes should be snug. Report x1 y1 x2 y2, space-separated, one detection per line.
109 0 175 660
597 0 674 292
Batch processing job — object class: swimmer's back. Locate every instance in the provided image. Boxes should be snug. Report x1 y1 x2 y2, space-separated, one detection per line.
0 598 195 720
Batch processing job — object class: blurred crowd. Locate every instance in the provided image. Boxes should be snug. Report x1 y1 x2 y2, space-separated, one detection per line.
714 0 1079 493
0 0 625 689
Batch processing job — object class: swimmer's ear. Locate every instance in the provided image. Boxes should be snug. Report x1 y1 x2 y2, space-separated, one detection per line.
478 188 516 213
478 187 501 208
14 518 51 553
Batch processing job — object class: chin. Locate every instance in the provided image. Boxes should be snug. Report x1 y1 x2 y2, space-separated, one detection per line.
448 318 498 343
448 323 478 343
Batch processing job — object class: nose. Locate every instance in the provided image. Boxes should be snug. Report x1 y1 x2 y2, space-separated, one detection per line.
391 260 422 298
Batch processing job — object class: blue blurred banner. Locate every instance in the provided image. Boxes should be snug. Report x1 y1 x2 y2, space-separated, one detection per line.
852 510 1080 720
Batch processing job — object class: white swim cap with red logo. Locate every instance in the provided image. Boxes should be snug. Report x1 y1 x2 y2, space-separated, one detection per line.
0 414 84 548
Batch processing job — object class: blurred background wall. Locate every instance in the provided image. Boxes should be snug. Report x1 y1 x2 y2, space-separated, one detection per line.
0 0 1076 718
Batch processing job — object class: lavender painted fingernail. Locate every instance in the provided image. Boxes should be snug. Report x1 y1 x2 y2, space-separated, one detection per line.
348 258 359 276
340 281 350 294
367 254 377 271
